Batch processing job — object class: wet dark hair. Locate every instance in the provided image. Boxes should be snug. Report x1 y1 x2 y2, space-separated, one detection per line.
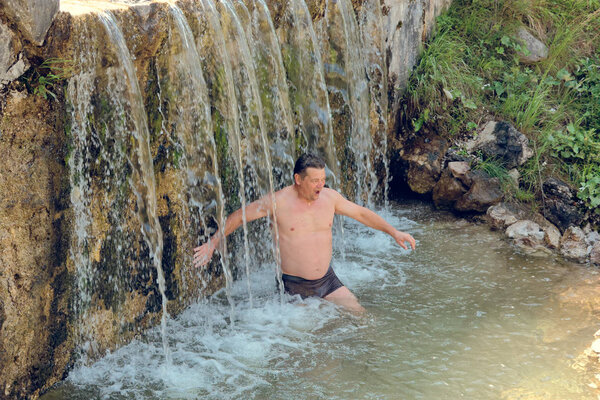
293 153 326 177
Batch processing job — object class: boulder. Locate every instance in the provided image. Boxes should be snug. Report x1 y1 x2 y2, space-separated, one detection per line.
403 134 449 194
0 0 59 45
486 202 523 230
0 21 29 87
432 169 467 208
560 226 590 263
515 27 549 64
590 241 600 266
466 121 534 169
454 171 503 213
542 178 584 232
506 220 550 254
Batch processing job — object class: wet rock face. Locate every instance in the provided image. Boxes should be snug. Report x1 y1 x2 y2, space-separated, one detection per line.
0 0 59 45
0 92 71 399
542 178 584 232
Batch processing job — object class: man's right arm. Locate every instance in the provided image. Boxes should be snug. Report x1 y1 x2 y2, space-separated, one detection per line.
193 195 273 267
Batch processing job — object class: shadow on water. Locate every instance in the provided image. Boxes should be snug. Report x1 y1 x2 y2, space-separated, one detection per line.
42 200 599 400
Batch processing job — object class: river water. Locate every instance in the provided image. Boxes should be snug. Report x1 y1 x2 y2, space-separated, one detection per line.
42 200 599 399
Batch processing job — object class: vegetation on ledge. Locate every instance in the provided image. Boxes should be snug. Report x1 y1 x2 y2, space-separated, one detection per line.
401 0 600 217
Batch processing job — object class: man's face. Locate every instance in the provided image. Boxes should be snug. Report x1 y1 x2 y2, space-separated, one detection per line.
295 167 326 202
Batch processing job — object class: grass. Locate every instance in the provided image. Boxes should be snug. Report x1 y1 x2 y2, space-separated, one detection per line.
401 0 600 214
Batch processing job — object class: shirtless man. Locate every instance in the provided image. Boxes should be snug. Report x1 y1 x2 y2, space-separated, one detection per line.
193 153 416 312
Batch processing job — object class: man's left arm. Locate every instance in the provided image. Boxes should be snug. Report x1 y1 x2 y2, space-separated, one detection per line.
332 190 416 250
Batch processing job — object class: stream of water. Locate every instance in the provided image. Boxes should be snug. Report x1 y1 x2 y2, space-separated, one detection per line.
42 200 599 400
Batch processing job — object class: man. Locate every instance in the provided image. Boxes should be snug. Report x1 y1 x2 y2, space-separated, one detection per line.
193 153 416 312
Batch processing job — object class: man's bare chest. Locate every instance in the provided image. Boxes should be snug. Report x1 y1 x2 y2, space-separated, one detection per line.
276 202 334 233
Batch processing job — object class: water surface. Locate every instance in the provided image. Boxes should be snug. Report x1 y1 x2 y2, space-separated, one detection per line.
43 201 599 399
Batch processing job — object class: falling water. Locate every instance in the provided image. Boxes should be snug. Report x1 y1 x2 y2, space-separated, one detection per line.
61 0 393 364
193 0 255 305
320 0 376 205
359 0 391 209
97 10 170 360
235 0 296 189
278 0 340 186
218 0 284 295
165 3 232 318
67 17 100 358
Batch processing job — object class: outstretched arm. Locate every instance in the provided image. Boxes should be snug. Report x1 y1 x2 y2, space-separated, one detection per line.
333 191 416 250
193 195 273 267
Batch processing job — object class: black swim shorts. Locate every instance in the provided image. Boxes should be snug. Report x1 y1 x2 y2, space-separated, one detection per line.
281 265 344 299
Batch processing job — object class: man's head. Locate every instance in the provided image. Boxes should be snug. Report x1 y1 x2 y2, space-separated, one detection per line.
293 153 326 202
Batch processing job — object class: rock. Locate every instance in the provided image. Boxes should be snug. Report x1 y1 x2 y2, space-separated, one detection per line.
506 220 545 243
0 0 60 45
586 230 600 246
466 121 534 169
486 203 521 230
516 27 549 64
590 241 600 266
454 172 503 213
0 21 29 87
560 226 590 262
542 178 584 232
432 169 467 208
507 168 520 186
448 161 470 178
403 134 449 194
542 222 561 250
592 339 600 354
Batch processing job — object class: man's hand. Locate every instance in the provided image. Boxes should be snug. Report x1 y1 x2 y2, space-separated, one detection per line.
193 237 218 268
392 230 416 250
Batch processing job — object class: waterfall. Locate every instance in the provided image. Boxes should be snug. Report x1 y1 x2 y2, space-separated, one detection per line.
359 0 391 209
235 0 296 190
278 0 341 187
63 0 392 360
193 0 255 305
217 0 284 295
164 3 232 316
319 0 376 205
96 10 171 360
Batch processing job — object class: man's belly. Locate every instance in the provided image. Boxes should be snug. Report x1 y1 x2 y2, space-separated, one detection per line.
278 231 333 280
